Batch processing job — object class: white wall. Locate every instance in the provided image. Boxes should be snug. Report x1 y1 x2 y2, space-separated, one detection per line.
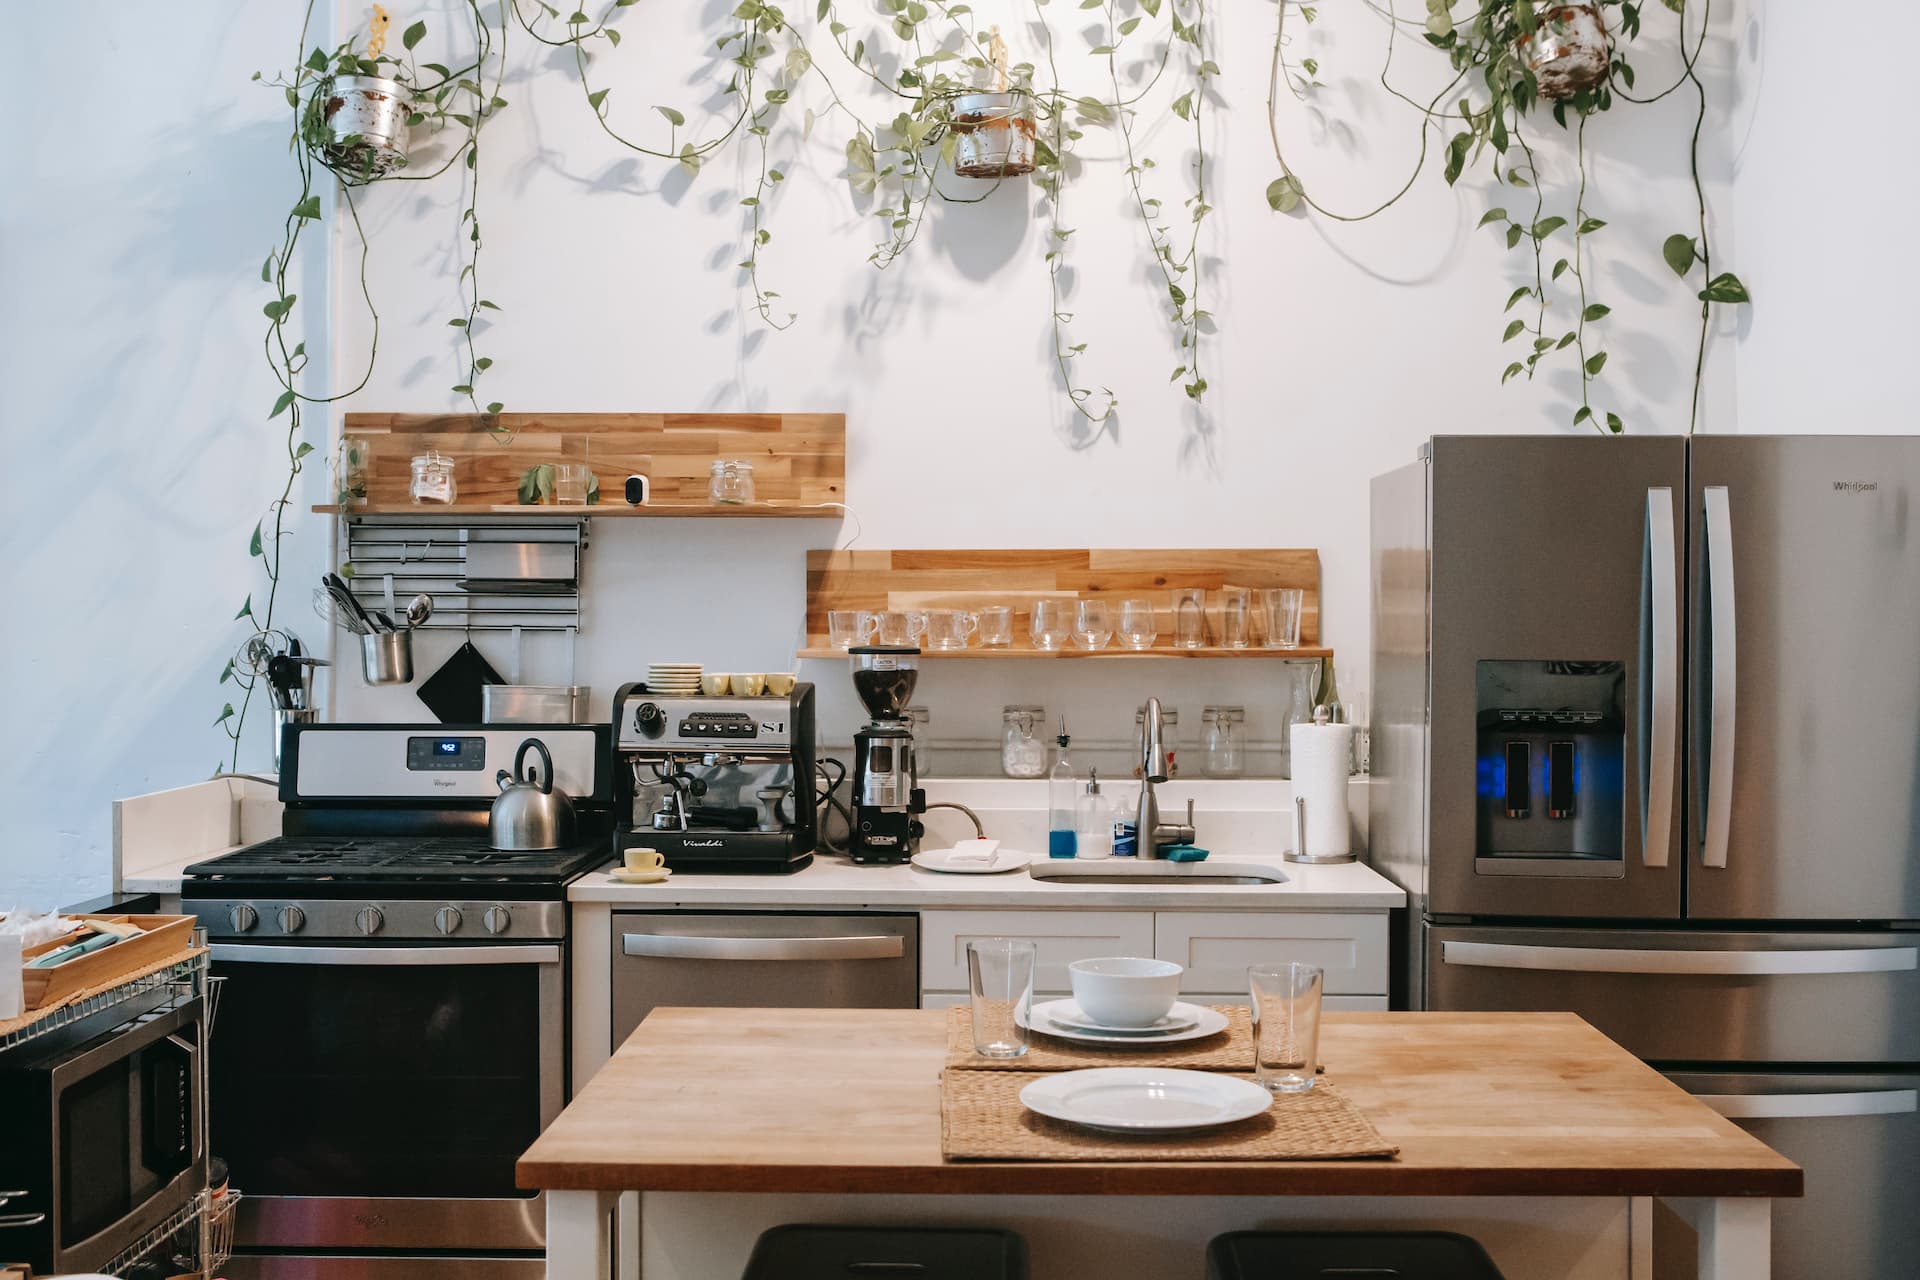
5 0 1785 905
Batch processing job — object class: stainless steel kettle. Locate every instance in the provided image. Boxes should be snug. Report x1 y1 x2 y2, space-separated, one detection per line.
491 738 577 851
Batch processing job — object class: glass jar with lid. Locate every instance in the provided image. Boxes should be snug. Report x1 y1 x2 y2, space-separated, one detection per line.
409 449 456 504
1133 705 1180 778
1001 705 1047 779
1200 705 1246 778
709 459 755 505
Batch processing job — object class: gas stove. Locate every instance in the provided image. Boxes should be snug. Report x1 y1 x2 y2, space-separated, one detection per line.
187 834 609 882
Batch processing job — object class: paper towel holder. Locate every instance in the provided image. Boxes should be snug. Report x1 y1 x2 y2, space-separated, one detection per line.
1285 708 1357 865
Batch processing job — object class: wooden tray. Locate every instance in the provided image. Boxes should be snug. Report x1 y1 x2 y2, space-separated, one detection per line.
21 914 197 1011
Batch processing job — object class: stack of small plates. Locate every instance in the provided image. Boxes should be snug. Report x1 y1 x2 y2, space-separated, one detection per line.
647 663 703 695
1023 999 1230 1046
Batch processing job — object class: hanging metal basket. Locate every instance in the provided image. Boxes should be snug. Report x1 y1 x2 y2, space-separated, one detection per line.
1517 3 1611 100
950 91 1037 179
309 74 414 183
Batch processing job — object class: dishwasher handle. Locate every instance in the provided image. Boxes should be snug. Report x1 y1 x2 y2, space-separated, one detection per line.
623 932 907 962
1441 940 1918 976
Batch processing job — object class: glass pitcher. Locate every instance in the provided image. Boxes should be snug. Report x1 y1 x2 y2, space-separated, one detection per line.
1278 660 1322 780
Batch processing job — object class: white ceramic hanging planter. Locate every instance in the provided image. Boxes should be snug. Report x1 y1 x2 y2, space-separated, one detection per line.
313 75 414 182
1518 3 1610 100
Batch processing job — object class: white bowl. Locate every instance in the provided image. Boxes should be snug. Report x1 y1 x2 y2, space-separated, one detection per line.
1068 956 1183 1028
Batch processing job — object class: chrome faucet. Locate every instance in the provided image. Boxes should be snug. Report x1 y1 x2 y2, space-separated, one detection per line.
1137 696 1197 859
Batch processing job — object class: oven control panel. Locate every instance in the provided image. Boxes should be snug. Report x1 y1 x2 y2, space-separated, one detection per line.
406 736 488 770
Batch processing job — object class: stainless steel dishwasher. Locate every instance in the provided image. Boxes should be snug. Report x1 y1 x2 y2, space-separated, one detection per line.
610 912 920 1043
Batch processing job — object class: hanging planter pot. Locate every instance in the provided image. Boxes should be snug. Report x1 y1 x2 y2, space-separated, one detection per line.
1518 4 1610 100
950 91 1037 179
310 75 414 183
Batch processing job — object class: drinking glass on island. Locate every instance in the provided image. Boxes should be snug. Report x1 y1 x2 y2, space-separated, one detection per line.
1030 599 1073 651
1073 598 1113 651
976 605 1014 647
828 610 876 650
1217 586 1253 649
967 938 1036 1059
1260 588 1305 650
1171 587 1207 648
1249 962 1323 1093
1117 597 1159 650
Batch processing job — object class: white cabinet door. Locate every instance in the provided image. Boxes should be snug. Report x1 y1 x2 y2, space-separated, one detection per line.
1154 912 1389 995
921 910 1154 996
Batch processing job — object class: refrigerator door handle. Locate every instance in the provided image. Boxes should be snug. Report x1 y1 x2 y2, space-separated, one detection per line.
1644 487 1678 869
1697 1090 1918 1120
1701 485 1738 869
1440 940 1918 976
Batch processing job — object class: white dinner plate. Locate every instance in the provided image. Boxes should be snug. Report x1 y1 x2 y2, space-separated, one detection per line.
1042 1000 1200 1035
1024 1000 1229 1046
1019 1067 1272 1133
910 848 1031 875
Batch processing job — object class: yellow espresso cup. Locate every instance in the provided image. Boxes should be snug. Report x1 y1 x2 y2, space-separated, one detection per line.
765 673 797 696
623 847 666 872
700 673 729 696
731 673 767 696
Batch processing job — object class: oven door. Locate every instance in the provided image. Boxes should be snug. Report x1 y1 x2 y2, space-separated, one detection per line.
207 943 564 1254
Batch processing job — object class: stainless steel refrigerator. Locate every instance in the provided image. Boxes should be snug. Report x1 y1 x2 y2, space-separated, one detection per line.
1370 435 1920 1279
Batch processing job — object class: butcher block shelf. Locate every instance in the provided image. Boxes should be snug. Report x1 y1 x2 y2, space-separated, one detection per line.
314 411 844 516
802 548 1324 658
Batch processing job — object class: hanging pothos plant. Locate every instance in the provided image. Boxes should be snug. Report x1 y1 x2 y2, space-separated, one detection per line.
1265 0 1747 435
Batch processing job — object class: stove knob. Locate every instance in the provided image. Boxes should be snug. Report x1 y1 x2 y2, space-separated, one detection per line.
228 904 259 934
482 905 512 935
277 905 306 934
356 906 385 936
434 906 463 935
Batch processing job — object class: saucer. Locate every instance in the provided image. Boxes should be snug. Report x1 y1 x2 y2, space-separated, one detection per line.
609 868 673 884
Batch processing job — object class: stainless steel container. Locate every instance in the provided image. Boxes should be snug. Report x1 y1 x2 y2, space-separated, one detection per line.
361 630 414 685
462 540 579 593
314 75 413 181
951 91 1037 178
484 685 593 724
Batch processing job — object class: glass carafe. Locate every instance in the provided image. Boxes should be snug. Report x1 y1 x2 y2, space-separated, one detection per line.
1278 660 1322 780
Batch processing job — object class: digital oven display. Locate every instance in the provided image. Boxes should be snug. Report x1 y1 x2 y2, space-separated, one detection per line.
406 736 487 771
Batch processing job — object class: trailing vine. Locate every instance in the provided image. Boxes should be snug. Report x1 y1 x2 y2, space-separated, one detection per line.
1264 0 1748 435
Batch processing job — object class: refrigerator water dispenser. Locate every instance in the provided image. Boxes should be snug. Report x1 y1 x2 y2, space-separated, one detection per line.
1474 660 1625 875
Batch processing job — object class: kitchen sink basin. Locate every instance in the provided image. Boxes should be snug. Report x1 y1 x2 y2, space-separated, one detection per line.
1027 861 1289 886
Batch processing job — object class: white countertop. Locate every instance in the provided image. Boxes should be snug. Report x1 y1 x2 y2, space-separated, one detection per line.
568 853 1402 910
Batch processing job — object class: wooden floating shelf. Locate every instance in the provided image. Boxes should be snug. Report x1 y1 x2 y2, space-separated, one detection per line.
797 646 1334 660
325 410 846 512
314 502 840 518
804 548 1326 658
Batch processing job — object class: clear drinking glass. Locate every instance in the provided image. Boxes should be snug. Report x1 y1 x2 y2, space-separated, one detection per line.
1171 587 1207 649
1030 599 1073 651
1260 588 1305 649
1072 599 1113 651
873 609 926 646
968 938 1035 1059
553 462 591 505
977 605 1014 647
1218 586 1253 649
922 609 977 651
828 610 876 650
1117 597 1158 650
1249 962 1324 1093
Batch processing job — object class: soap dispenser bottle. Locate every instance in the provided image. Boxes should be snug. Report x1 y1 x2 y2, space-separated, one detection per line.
1047 720 1077 858
1075 769 1115 860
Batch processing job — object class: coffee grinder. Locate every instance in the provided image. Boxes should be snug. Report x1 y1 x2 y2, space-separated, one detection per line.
848 646 925 863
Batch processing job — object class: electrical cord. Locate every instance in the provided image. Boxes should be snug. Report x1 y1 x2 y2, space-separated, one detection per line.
922 801 985 839
814 757 854 857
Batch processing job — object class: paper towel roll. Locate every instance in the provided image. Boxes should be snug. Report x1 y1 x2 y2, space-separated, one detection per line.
1290 721 1353 860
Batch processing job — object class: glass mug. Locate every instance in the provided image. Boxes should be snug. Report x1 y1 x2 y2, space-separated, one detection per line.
872 609 926 646
1171 587 1207 648
976 605 1014 647
922 609 977 652
1117 597 1158 650
1072 599 1113 651
828 610 877 650
1030 599 1073 651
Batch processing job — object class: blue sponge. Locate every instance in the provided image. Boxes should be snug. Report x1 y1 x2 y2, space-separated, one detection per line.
1163 844 1211 862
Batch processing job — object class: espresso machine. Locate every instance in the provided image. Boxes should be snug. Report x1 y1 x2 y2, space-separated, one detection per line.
848 646 925 864
612 681 817 872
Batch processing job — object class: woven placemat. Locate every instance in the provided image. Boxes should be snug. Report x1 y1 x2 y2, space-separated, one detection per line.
941 1069 1396 1162
0 946 204 1038
945 1002 1261 1072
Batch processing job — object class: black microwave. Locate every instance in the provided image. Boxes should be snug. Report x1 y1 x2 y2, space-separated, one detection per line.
0 998 205 1275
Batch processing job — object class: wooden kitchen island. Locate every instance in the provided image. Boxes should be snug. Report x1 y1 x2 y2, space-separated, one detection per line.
518 1008 1799 1280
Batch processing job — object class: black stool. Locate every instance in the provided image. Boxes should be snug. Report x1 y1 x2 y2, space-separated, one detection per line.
1206 1230 1506 1279
742 1224 1028 1280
